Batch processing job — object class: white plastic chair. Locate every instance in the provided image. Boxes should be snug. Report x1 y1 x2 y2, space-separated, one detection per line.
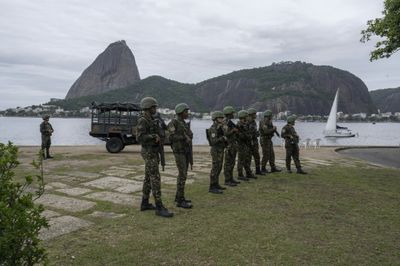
312 138 321 149
301 138 311 149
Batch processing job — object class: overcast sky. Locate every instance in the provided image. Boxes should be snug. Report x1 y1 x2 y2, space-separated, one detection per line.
0 0 399 109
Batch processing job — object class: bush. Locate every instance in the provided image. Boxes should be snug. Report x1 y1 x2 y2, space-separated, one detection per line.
0 142 48 266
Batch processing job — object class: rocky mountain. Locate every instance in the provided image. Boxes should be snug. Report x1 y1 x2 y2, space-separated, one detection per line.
370 87 400 113
65 40 140 99
195 62 376 114
57 61 377 115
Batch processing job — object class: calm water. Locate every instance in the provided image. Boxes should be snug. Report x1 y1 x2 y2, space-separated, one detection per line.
1 117 400 146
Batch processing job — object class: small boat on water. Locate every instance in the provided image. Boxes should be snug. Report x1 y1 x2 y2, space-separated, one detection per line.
323 89 356 138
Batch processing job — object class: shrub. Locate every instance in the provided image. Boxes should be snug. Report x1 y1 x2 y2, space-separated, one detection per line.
0 142 48 266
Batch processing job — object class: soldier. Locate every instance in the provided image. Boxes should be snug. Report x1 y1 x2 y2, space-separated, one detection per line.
247 108 264 175
206 111 227 194
137 97 173 218
168 103 193 209
40 114 54 160
281 115 307 174
222 106 241 187
236 110 256 180
260 110 281 173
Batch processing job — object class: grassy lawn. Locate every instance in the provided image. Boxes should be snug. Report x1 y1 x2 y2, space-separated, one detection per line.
43 162 400 265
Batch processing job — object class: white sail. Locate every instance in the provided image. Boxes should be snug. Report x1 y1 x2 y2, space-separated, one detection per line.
325 89 339 132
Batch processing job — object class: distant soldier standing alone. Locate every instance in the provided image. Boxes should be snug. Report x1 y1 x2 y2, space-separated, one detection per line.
281 115 307 174
40 114 54 160
137 97 173 217
260 110 281 173
168 103 193 209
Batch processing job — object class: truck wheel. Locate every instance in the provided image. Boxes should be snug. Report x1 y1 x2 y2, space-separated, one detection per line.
106 137 123 153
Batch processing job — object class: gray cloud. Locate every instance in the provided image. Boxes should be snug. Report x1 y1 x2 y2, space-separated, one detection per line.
0 0 398 109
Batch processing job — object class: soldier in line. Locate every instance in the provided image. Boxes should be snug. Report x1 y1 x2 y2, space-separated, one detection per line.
260 110 281 173
137 97 173 218
206 111 227 194
168 103 193 209
247 108 264 176
236 110 256 180
281 115 307 174
40 114 54 160
222 106 241 187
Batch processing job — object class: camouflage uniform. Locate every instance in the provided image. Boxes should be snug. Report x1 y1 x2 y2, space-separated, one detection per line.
40 121 53 150
223 118 239 183
40 119 53 159
207 122 226 189
136 113 163 204
236 120 254 178
281 124 301 171
247 119 261 172
168 117 193 201
260 117 277 170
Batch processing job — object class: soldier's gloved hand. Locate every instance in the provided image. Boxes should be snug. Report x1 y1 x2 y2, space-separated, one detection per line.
185 135 191 144
154 135 160 143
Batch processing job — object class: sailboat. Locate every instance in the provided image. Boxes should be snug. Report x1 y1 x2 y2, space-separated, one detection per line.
323 89 356 138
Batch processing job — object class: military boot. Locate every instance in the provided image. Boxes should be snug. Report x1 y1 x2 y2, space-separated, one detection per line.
238 175 249 181
271 167 282 173
46 148 53 159
175 194 191 203
209 187 223 194
261 166 268 174
176 198 193 209
247 173 257 179
231 178 241 184
224 181 237 187
287 168 292 174
216 184 226 190
140 197 156 211
255 166 265 175
155 202 174 218
297 168 307 175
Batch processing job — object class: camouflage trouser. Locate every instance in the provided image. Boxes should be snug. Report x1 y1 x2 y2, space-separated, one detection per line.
141 149 162 204
238 141 260 176
285 144 301 170
210 146 224 188
173 152 189 200
261 137 276 169
237 142 252 177
224 143 237 182
41 135 51 150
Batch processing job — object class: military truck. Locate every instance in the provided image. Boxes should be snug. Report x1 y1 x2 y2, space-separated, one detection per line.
89 102 142 153
89 102 168 153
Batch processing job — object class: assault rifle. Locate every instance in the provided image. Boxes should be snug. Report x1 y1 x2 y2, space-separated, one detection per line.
154 112 166 171
186 116 193 170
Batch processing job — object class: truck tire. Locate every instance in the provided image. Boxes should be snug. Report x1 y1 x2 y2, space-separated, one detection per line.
106 137 123 153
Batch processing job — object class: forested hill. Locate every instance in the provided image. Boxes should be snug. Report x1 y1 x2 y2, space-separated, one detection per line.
50 62 377 115
369 87 400 113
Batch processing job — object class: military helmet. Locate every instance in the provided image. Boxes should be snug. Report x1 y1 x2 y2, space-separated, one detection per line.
287 115 296 124
247 108 257 115
140 97 158 109
264 110 273 117
238 110 249 119
211 111 224 120
175 103 189 114
42 114 50 120
223 106 236 115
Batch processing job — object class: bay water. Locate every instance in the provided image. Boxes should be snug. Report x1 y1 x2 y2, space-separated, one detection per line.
1 117 399 147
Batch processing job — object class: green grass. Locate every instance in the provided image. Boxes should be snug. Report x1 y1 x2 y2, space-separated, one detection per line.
43 164 400 265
